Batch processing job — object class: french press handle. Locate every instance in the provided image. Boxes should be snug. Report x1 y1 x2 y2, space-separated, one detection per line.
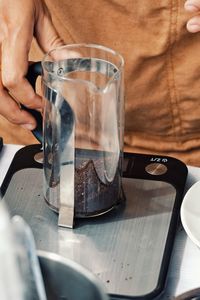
25 61 74 148
24 62 43 143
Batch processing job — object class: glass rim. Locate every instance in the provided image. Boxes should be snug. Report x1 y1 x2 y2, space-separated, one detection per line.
41 43 124 80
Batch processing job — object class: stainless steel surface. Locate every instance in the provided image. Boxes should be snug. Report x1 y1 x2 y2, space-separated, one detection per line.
58 132 75 229
34 152 44 164
3 168 177 298
38 250 108 300
43 83 75 228
145 163 168 176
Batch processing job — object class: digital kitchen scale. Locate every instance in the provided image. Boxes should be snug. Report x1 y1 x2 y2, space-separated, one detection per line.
1 144 188 299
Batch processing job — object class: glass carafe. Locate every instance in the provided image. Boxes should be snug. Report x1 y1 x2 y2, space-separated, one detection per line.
28 44 124 228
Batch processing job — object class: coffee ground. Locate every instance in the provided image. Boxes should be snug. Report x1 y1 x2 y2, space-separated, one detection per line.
75 159 121 217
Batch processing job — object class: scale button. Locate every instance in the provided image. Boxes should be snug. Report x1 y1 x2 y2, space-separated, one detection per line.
34 152 43 164
145 163 168 175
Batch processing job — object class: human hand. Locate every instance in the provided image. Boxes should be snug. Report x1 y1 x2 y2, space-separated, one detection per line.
185 0 200 32
0 0 64 130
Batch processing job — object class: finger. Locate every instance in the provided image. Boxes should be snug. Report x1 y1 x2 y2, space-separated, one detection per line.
185 0 200 12
34 2 81 60
35 11 80 61
186 15 200 32
0 79 37 129
35 4 65 53
1 37 43 110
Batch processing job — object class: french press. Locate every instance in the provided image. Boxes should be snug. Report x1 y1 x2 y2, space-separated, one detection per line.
26 44 125 228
